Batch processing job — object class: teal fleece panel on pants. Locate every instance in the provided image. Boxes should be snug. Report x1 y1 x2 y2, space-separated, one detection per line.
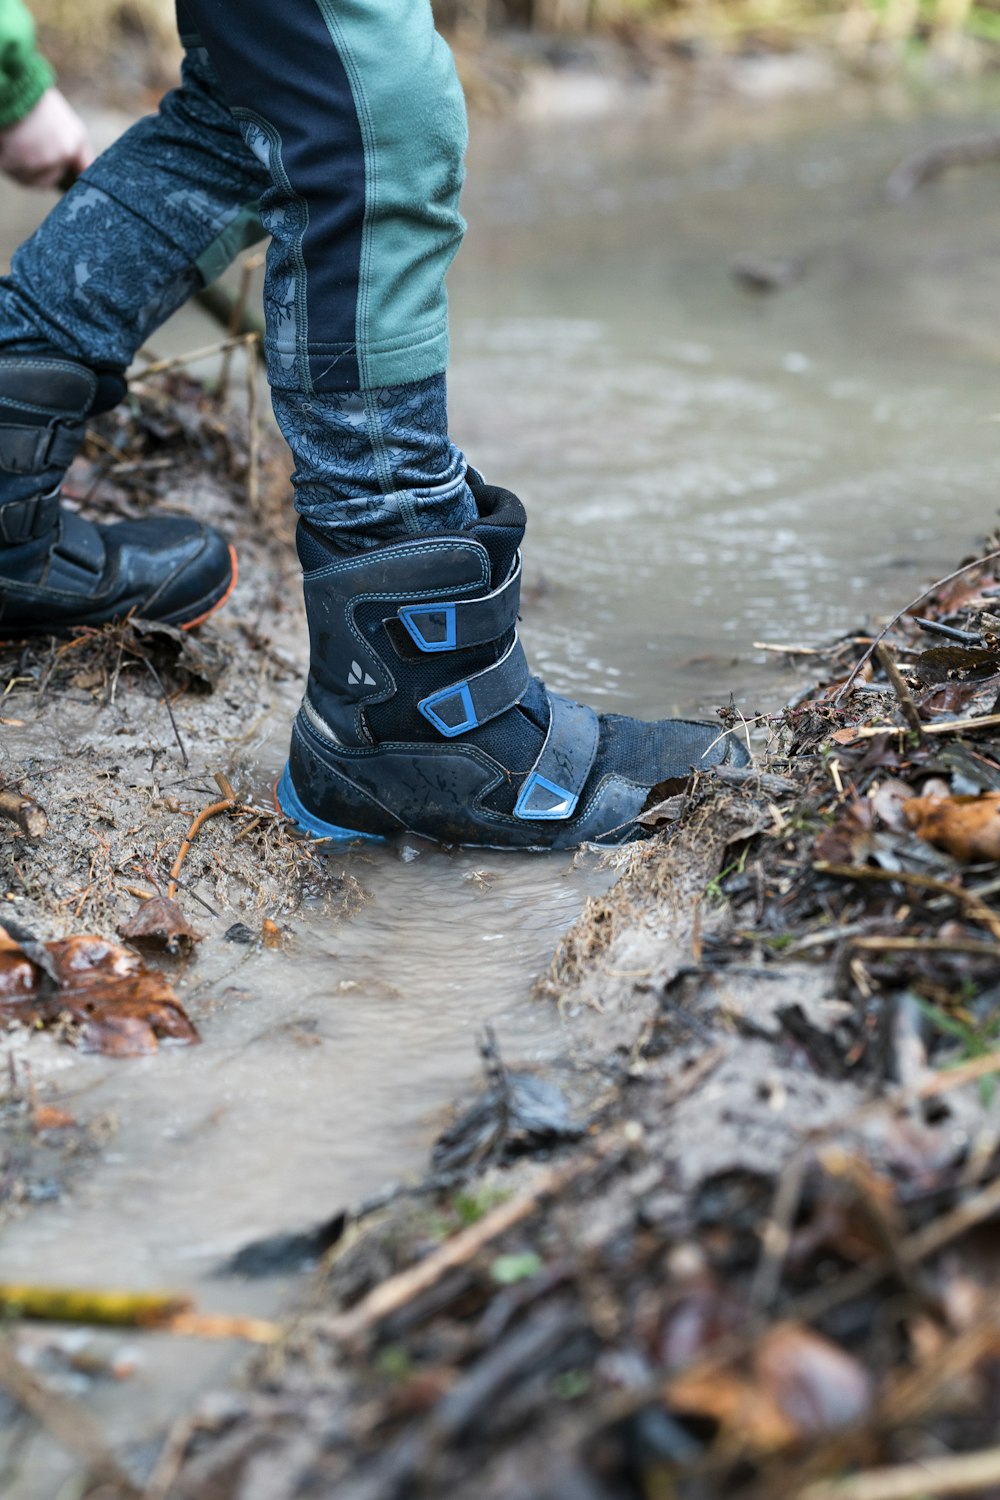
313 0 468 390
180 0 468 393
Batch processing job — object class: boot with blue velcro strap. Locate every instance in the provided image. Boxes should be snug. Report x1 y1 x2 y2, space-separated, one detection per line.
277 475 748 849
0 355 237 638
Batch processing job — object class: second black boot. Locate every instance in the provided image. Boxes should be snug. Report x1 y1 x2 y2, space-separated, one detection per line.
0 355 237 639
277 475 748 849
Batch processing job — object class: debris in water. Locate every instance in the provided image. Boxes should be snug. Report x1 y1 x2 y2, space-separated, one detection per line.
219 1210 347 1278
432 1028 583 1174
119 895 202 955
0 926 199 1055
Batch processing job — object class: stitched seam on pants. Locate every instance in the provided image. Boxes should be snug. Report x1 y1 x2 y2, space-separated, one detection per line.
312 0 377 393
231 106 313 395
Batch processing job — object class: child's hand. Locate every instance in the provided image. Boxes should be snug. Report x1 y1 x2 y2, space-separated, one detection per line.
0 86 93 190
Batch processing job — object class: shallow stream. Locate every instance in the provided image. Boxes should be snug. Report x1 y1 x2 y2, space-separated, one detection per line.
4 73 1000 1491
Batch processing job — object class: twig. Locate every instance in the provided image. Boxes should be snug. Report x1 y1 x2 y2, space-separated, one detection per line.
246 332 261 519
815 860 1000 943
835 713 1000 742
749 1150 810 1311
327 1132 620 1347
799 1442 1000 1500
753 641 823 655
166 794 235 900
874 643 924 738
0 786 47 838
834 549 1000 703
712 765 798 796
0 1338 140 1494
215 254 263 406
135 334 258 380
917 1049 1000 1099
921 710 1000 736
849 935 1000 958
141 656 188 769
913 615 984 645
142 1411 202 1500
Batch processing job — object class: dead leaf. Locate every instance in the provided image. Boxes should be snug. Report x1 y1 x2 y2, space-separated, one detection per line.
656 1276 745 1368
904 792 1000 863
32 1106 76 1131
831 726 865 746
128 617 225 692
637 795 688 828
814 798 875 866
119 896 202 955
0 926 198 1056
913 646 1000 685
755 1323 872 1435
666 1321 872 1453
261 918 284 950
871 778 917 832
667 1364 797 1452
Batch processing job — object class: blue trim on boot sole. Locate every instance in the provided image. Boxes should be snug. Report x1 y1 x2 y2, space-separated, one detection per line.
276 764 387 844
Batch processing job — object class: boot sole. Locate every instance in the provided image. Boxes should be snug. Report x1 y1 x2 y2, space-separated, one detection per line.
274 765 386 843
174 544 239 632
0 545 238 644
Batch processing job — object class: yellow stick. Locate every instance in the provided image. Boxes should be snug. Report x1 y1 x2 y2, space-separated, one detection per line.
0 1284 192 1327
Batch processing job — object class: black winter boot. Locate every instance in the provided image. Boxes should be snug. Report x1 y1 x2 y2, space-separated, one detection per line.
0 355 236 638
277 476 747 849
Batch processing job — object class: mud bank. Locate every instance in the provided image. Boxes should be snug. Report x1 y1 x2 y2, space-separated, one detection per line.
27 540 995 1500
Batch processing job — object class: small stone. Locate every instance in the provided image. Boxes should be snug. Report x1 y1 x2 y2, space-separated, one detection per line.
224 923 255 944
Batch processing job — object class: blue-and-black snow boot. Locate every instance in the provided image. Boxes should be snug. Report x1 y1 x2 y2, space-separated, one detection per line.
0 355 237 639
277 476 747 849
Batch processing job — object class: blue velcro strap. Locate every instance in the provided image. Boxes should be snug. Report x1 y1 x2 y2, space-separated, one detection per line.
399 555 522 654
419 635 530 738
515 694 600 822
45 509 106 592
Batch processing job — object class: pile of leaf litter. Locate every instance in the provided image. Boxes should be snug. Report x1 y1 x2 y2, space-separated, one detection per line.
137 541 1000 1500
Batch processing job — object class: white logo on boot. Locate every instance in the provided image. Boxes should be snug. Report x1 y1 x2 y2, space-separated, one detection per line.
348 660 376 688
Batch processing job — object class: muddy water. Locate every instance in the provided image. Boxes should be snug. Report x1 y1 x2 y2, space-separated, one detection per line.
5 81 1000 1490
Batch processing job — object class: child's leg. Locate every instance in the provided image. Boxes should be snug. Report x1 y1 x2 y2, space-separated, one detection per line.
180 0 745 848
177 0 476 548
0 38 266 632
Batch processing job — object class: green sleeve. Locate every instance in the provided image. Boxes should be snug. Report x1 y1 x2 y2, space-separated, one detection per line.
0 0 54 131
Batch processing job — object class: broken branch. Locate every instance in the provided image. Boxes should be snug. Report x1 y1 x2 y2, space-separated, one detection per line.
0 786 47 838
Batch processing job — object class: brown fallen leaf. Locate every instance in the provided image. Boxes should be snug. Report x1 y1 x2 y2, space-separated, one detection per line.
666 1321 871 1454
261 918 284 950
32 1106 77 1131
119 895 202 955
755 1322 873 1436
667 1363 797 1452
904 791 1000 863
0 926 198 1056
913 646 1000 685
814 797 875 866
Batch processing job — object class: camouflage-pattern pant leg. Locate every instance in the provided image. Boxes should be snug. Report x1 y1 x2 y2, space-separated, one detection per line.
0 3 476 543
179 0 476 542
0 41 267 367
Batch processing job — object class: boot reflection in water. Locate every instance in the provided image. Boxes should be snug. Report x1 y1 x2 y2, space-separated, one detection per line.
0 0 745 849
